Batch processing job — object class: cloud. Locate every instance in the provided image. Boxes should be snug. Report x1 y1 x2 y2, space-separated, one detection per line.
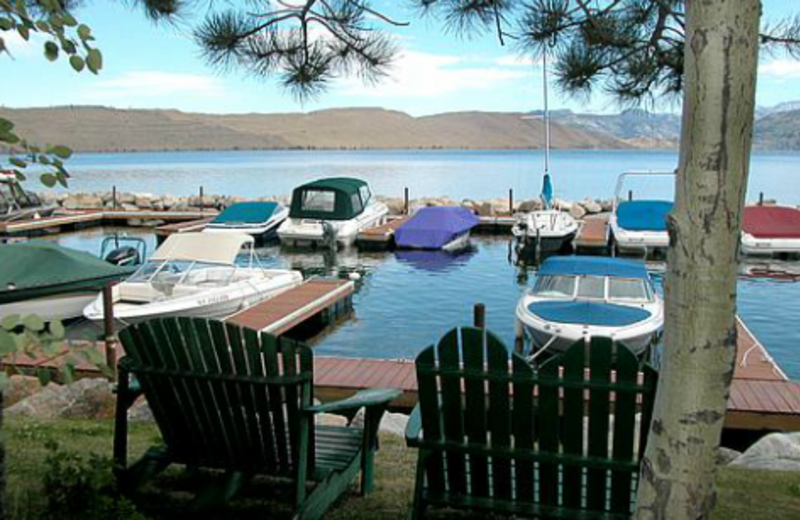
84 71 226 101
759 59 800 79
2 31 47 57
336 50 529 98
495 55 542 67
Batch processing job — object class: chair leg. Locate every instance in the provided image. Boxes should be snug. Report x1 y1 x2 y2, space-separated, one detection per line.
408 451 429 520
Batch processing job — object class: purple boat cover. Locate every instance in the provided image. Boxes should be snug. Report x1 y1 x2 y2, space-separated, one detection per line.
395 206 480 250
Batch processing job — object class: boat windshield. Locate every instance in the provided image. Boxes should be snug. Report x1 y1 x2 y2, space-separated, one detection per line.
128 259 239 287
609 278 652 301
533 275 576 298
301 190 336 213
576 275 605 299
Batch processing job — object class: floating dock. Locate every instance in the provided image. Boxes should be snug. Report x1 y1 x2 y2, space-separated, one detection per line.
0 210 212 240
154 217 215 244
224 278 354 335
355 216 409 249
575 214 610 250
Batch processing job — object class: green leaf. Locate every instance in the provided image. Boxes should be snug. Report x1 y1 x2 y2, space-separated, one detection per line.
0 18 14 31
9 156 26 168
60 38 75 54
16 23 28 41
35 20 50 32
0 372 10 392
61 363 75 385
0 330 17 355
36 368 53 387
44 41 58 61
40 173 57 187
1 314 20 330
77 24 90 40
23 314 45 332
48 145 72 159
0 117 14 132
86 48 102 74
49 320 65 340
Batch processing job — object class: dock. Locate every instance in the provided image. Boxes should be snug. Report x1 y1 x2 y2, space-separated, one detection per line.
154 217 215 244
0 209 212 240
575 213 610 250
355 216 410 249
224 278 355 335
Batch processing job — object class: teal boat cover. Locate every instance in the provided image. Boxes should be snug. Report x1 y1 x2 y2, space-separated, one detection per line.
0 242 135 303
616 200 673 232
212 202 279 225
289 177 370 221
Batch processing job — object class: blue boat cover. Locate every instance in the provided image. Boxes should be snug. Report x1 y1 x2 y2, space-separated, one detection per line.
212 202 279 225
541 173 554 209
616 200 673 232
395 206 480 250
528 300 652 327
395 249 475 272
539 256 648 279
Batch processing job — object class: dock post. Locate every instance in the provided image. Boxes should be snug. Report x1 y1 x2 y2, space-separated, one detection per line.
473 303 486 329
404 187 409 215
199 186 204 216
628 190 633 201
759 192 764 205
112 185 117 211
102 283 117 380
509 188 514 215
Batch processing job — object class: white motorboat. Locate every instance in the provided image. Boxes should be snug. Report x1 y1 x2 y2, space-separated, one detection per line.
740 204 800 257
608 170 674 255
83 232 303 323
204 201 289 242
512 53 579 258
515 256 663 359
278 177 388 248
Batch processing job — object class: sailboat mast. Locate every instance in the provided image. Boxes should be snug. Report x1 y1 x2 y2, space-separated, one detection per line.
543 51 550 177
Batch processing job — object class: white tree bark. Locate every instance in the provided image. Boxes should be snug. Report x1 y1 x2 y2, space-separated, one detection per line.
635 1 761 519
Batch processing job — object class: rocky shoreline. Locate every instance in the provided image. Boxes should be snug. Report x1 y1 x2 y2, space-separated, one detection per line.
40 191 615 221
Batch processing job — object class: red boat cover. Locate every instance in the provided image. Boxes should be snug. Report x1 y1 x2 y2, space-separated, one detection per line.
742 206 800 239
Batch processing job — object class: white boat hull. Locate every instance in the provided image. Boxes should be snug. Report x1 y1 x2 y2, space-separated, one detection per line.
609 213 670 252
83 269 303 323
512 210 580 253
0 292 99 322
204 206 289 240
741 232 800 256
278 202 389 247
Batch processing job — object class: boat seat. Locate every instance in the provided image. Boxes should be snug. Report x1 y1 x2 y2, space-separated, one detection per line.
118 284 170 303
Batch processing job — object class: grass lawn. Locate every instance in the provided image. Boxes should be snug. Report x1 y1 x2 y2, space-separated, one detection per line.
5 417 800 520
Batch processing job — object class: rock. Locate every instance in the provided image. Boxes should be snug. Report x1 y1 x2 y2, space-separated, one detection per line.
119 192 136 204
599 199 614 212
476 201 495 217
4 375 43 407
134 194 154 209
555 198 572 211
461 199 480 213
569 204 587 220
717 447 742 466
383 197 406 215
120 203 139 212
350 409 409 437
581 198 603 214
316 413 349 427
128 398 154 423
517 199 542 212
731 432 800 471
6 378 115 420
63 193 104 211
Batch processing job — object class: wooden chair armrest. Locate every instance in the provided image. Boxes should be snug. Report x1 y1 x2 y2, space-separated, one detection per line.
405 405 422 447
303 388 402 415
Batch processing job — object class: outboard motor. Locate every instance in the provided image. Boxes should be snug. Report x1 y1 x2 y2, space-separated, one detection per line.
104 246 141 267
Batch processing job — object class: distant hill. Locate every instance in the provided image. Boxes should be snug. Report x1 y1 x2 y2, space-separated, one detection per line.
1 104 799 152
0 106 633 153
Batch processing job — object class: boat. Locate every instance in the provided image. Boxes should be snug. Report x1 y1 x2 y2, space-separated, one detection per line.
204 201 289 242
515 256 664 360
740 205 800 257
0 170 57 222
0 241 136 322
394 206 479 251
512 52 580 259
83 232 303 323
278 178 388 248
608 170 674 255
395 248 477 273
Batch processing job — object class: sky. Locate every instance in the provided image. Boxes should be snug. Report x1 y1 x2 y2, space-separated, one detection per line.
1 1 799 117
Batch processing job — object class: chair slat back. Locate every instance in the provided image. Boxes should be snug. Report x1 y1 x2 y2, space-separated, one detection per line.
413 328 659 516
119 317 314 476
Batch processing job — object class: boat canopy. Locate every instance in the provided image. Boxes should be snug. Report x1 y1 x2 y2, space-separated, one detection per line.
211 202 280 225
395 206 480 250
528 300 652 327
743 205 800 239
289 177 371 221
539 256 648 279
616 200 672 232
0 242 135 303
151 232 253 265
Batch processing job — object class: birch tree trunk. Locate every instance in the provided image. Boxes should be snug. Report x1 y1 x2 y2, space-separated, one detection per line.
635 1 761 519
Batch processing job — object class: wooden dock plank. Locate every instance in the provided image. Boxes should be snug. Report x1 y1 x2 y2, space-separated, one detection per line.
154 217 215 237
574 213 610 249
357 216 409 242
0 209 213 236
224 278 354 335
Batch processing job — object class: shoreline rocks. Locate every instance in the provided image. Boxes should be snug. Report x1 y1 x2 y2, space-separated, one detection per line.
44 190 615 219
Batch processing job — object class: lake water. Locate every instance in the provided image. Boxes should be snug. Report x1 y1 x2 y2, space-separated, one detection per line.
55 228 800 380
57 149 800 204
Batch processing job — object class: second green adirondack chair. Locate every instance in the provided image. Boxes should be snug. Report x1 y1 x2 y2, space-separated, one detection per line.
406 327 658 519
114 316 401 519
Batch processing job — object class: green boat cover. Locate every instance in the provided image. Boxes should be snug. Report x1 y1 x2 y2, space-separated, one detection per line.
212 202 279 225
289 177 370 221
0 242 136 304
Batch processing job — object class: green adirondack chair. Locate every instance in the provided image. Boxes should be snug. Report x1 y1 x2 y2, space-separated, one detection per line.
405 327 658 519
114 316 401 519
